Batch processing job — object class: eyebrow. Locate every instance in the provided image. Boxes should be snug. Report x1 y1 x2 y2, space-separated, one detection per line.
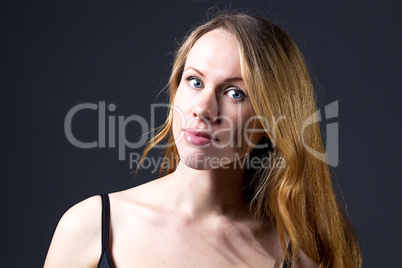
184 67 243 83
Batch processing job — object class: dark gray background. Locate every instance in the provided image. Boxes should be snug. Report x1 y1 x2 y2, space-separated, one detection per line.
1 0 400 267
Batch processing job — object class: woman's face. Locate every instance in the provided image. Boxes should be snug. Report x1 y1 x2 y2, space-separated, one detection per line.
172 29 264 170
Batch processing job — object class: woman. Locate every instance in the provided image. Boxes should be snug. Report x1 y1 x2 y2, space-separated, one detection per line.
44 12 362 268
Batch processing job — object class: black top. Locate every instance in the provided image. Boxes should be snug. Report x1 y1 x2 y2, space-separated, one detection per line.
96 194 292 268
97 194 113 268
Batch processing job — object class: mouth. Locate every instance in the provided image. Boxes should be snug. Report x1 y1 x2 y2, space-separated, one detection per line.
183 128 217 145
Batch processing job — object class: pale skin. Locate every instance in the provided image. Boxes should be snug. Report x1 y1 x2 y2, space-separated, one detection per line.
44 29 317 268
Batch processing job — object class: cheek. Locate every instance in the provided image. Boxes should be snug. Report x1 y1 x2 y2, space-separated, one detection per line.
172 87 190 139
244 119 265 151
172 105 184 140
173 85 191 113
233 111 264 153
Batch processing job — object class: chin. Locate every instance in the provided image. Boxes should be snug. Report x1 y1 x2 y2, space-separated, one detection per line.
176 145 238 171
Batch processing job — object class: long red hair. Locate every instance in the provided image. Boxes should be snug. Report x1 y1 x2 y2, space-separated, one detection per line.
141 12 361 268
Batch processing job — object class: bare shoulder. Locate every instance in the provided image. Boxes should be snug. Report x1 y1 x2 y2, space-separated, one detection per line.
44 178 167 268
44 195 103 268
292 249 319 268
109 174 173 210
107 177 170 222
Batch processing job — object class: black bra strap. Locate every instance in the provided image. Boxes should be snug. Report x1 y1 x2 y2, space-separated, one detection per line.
283 243 293 268
100 194 110 253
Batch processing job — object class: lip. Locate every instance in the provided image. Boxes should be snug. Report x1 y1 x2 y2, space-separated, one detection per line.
183 128 216 145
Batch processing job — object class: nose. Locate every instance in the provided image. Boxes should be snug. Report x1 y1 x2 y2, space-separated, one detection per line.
192 89 218 123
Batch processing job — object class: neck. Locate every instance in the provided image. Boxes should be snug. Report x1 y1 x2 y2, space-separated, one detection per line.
164 161 250 220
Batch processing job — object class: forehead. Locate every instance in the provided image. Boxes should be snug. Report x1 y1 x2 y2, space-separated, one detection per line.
184 29 241 77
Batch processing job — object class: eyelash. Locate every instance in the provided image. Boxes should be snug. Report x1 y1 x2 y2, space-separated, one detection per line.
186 76 247 101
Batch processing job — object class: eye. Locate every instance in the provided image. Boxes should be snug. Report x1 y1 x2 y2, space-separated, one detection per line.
187 77 204 89
226 88 246 101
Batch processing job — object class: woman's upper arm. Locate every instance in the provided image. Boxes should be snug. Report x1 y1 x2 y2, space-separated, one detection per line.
44 195 102 268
